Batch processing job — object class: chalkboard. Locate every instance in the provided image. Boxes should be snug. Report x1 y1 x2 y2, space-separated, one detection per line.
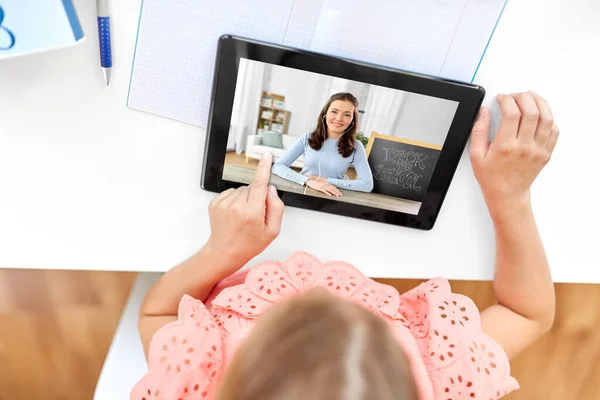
365 132 442 203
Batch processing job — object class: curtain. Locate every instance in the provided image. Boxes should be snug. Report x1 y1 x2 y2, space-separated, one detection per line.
360 86 406 138
230 60 266 154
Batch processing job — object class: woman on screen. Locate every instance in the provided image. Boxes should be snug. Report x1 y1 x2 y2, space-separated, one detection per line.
271 92 374 196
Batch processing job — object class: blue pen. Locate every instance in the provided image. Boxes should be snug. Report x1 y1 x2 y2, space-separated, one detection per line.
96 0 112 86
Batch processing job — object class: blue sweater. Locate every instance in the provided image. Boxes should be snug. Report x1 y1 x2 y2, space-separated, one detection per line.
271 132 374 192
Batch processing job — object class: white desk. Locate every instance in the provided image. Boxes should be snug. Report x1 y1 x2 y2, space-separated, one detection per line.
0 0 598 283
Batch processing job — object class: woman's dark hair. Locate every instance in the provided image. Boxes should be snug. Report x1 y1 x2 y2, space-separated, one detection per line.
308 92 359 158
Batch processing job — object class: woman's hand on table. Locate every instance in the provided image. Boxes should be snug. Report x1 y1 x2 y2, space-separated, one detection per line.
306 179 342 197
305 175 327 183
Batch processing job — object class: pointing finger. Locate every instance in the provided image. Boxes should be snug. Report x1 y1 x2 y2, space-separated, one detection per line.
248 152 273 210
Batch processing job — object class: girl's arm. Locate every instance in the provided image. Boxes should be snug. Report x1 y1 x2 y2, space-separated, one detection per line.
327 141 374 192
139 153 285 359
271 133 310 186
471 92 559 359
481 200 554 359
138 245 247 357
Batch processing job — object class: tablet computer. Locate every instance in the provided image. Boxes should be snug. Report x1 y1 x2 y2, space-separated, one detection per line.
201 35 485 230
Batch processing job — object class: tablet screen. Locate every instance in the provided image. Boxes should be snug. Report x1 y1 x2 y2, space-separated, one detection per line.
222 58 459 216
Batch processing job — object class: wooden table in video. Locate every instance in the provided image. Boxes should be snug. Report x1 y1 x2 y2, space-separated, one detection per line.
223 164 421 215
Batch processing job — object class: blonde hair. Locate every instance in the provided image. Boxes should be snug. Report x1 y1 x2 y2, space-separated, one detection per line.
216 288 417 400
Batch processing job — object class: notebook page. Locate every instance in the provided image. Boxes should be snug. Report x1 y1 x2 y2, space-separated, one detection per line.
281 0 324 49
127 0 506 128
127 0 296 127
439 0 507 81
309 0 507 82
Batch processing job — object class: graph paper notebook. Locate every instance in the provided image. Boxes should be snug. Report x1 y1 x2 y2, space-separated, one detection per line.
127 0 507 128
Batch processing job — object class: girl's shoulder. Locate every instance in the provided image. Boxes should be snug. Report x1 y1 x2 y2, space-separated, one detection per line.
354 138 366 152
130 252 519 400
295 131 311 147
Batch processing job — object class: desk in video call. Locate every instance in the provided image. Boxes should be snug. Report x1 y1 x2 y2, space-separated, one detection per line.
223 164 421 215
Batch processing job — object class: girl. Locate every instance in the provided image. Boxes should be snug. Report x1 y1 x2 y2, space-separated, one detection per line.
131 91 559 399
271 92 374 197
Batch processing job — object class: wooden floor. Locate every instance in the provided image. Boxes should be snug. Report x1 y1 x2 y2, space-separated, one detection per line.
0 268 599 400
0 269 137 400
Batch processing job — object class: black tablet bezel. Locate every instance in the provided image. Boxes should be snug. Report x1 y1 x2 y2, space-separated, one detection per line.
201 35 485 230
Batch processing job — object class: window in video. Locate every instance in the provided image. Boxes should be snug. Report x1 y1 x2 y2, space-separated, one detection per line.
223 58 459 215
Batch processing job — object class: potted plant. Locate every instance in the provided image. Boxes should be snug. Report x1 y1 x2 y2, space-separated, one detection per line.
355 132 369 147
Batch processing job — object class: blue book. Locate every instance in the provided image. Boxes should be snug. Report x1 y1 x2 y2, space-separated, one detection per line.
0 0 84 59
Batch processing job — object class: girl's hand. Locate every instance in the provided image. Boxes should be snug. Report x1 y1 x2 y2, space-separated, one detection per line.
206 152 284 271
306 179 342 196
470 92 560 216
139 153 283 357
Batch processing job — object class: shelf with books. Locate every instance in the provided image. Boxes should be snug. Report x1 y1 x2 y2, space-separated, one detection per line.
257 92 290 134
